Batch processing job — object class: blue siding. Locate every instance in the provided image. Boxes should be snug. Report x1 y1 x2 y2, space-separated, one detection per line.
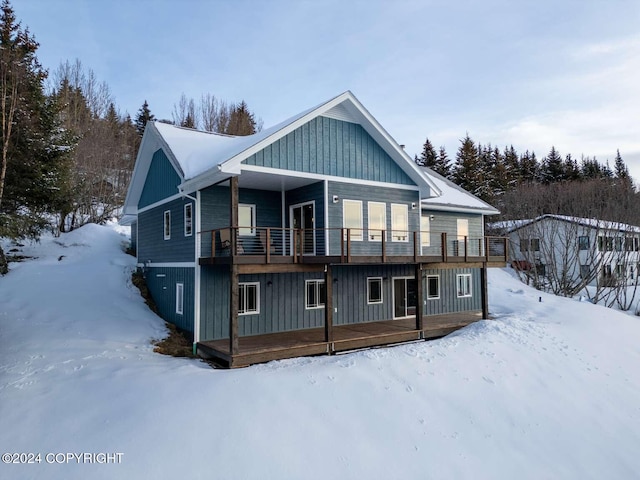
244 117 415 185
145 267 195 333
139 149 181 208
327 181 420 255
138 198 195 263
200 266 230 341
423 267 482 316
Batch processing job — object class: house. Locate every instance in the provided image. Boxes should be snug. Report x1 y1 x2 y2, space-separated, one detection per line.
120 91 507 367
495 214 640 290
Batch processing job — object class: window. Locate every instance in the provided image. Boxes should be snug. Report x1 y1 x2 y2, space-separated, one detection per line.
175 283 184 315
391 203 408 242
530 238 540 252
456 274 472 297
368 202 386 241
598 236 614 252
520 239 529 252
615 237 623 252
239 282 259 315
238 204 255 236
367 277 383 304
163 210 171 240
616 264 625 277
602 265 613 279
578 236 589 250
421 215 431 247
427 275 440 299
343 200 363 241
184 203 193 237
580 265 590 278
305 279 326 309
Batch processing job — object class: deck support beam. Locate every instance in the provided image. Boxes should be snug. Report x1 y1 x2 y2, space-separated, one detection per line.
229 176 239 355
324 264 333 348
415 264 424 331
480 263 489 320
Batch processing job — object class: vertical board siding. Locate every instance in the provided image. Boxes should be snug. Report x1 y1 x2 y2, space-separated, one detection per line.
139 149 181 208
243 117 415 185
200 266 231 340
423 267 481 315
285 181 325 255
138 198 195 263
423 210 483 241
327 182 420 255
145 267 195 332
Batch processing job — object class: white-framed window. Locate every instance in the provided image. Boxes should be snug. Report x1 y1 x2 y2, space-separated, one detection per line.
421 215 431 247
184 203 193 237
305 279 326 309
238 204 256 236
239 282 259 315
367 202 386 242
426 275 440 299
175 283 184 315
367 277 383 304
343 199 363 241
391 203 408 242
163 210 171 240
456 274 472 298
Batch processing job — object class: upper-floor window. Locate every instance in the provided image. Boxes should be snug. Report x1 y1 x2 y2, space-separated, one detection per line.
239 282 259 315
391 203 408 242
368 202 386 242
305 279 326 309
578 236 589 250
238 204 255 236
184 203 193 237
598 236 614 252
163 210 171 240
456 274 472 297
421 215 431 247
343 199 363 241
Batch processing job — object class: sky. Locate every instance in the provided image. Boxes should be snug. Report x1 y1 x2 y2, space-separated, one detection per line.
16 0 640 180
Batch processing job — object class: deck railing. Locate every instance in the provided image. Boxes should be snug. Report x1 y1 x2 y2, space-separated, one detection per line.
200 227 508 264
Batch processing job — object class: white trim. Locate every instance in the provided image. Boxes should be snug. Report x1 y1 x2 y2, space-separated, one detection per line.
175 283 184 315
184 203 193 237
367 201 386 242
238 282 260 315
137 193 184 214
456 273 473 298
343 199 363 241
324 180 330 256
426 275 440 300
137 262 196 268
240 164 421 192
281 189 286 256
367 277 383 305
194 191 202 346
391 203 409 242
238 203 256 236
289 201 316 256
163 210 171 240
305 279 326 310
421 203 497 215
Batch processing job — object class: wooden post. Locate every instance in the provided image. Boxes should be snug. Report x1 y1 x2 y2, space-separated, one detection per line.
484 236 490 261
211 231 215 258
480 265 489 320
340 228 345 263
415 264 424 331
266 228 271 264
504 237 509 262
324 265 333 347
413 231 419 262
230 176 239 257
382 230 386 263
293 229 298 263
464 236 468 262
441 232 448 262
346 229 352 263
230 263 239 355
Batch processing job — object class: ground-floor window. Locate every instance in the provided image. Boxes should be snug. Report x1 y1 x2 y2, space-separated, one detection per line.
175 283 184 314
305 279 325 309
367 277 383 304
239 282 259 315
426 275 440 299
580 264 590 278
456 274 472 298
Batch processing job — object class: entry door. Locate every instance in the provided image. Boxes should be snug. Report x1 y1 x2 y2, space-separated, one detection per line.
393 277 417 318
291 202 315 255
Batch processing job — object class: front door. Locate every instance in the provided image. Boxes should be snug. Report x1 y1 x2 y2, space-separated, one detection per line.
393 277 417 318
290 202 315 255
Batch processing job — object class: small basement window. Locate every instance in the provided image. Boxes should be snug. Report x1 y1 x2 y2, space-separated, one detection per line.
176 283 184 315
367 277 383 304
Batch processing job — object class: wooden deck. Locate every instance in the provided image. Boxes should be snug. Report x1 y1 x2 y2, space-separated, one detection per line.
197 312 483 367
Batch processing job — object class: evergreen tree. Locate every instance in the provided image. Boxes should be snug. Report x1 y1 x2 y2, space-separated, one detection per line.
563 154 581 181
541 146 564 183
503 145 520 187
519 150 539 183
415 137 437 167
135 100 154 137
225 100 257 135
614 149 630 181
437 146 451 178
452 134 487 199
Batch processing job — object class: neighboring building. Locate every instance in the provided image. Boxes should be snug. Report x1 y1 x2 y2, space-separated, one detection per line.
121 91 506 367
495 214 640 290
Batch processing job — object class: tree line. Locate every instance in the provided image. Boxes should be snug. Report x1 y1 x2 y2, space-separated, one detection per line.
0 0 261 273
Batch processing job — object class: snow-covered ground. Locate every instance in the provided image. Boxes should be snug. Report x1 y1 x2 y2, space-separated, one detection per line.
1 224 639 479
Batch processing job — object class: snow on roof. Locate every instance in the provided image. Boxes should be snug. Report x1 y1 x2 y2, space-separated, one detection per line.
492 214 640 234
153 103 317 180
419 167 499 214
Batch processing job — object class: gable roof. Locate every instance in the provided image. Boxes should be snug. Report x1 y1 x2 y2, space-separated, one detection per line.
419 167 499 215
493 214 640 234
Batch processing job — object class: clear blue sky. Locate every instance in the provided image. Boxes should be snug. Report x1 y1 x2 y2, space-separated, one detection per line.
17 0 640 180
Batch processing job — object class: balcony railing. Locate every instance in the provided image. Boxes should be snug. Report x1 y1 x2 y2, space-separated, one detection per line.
200 227 508 264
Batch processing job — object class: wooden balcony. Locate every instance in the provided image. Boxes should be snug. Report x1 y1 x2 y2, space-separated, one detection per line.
199 226 508 269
